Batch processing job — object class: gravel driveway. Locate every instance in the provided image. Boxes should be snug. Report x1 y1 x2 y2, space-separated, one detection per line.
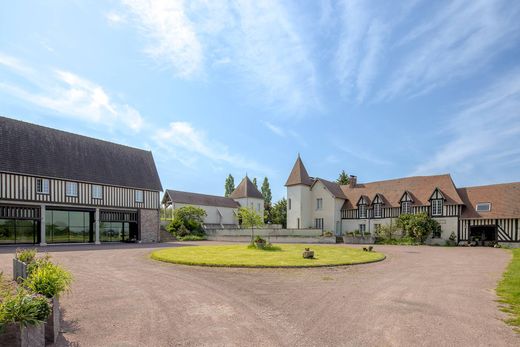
1 242 518 346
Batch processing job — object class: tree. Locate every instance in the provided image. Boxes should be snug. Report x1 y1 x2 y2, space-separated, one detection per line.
396 212 440 244
167 205 207 237
270 198 287 228
252 177 258 188
239 206 264 242
336 170 350 185
224 174 235 197
261 177 272 207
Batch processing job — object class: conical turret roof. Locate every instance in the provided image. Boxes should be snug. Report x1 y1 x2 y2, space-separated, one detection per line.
285 155 313 186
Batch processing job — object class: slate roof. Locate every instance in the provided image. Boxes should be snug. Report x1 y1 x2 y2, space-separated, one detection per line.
229 176 264 199
0 116 162 191
163 190 239 208
340 174 463 209
311 178 348 199
285 155 313 186
457 183 520 219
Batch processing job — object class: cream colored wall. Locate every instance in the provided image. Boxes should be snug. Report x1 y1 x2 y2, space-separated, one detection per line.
234 197 264 217
341 215 458 241
287 185 312 229
309 180 336 232
170 202 238 225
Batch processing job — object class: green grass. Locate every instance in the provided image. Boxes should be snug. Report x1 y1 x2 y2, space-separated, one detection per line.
150 244 385 268
497 248 520 332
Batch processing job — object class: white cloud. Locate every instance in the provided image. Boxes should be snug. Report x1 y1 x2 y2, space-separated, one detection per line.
105 11 126 25
120 0 203 78
263 121 285 137
118 0 318 114
413 70 520 181
334 141 392 166
155 121 273 175
0 53 144 132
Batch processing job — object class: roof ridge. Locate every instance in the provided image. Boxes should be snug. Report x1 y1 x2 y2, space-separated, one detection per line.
458 181 520 190
340 173 453 187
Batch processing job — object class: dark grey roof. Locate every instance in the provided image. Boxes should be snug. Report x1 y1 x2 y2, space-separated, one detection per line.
163 190 239 208
0 116 162 191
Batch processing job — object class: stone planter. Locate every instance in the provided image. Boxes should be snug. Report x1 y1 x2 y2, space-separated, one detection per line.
302 250 314 259
13 258 28 283
1 323 45 347
45 297 60 345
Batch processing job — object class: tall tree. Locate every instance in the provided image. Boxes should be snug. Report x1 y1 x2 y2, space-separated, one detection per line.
252 177 258 188
261 177 272 207
270 198 287 228
224 174 235 197
336 170 350 185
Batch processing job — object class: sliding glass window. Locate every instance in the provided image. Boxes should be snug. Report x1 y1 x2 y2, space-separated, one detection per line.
45 210 92 243
0 219 37 244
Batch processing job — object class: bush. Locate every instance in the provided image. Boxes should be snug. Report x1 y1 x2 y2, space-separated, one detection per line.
396 213 441 244
15 248 37 264
177 235 207 241
0 289 51 329
323 231 333 237
375 223 400 240
24 262 72 299
166 206 207 239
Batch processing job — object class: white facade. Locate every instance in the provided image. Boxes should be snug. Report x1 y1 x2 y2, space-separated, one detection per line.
167 202 238 226
233 197 264 217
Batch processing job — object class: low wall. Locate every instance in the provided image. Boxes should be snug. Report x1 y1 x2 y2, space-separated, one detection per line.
206 228 334 244
206 228 324 237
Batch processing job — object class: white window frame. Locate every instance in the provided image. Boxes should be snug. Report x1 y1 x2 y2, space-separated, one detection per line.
315 218 324 229
359 224 366 233
373 203 382 218
401 201 411 215
65 181 78 197
92 185 103 199
316 198 323 210
36 178 49 194
358 204 367 218
135 190 144 203
476 202 491 212
431 199 443 216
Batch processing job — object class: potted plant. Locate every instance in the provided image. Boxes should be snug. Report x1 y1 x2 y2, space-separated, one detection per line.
13 249 37 283
0 276 50 347
23 260 72 345
253 236 267 249
302 248 314 259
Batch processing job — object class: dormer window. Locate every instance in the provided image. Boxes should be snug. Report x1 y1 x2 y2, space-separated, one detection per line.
476 203 491 212
431 199 443 216
359 204 367 218
373 203 382 218
401 201 411 214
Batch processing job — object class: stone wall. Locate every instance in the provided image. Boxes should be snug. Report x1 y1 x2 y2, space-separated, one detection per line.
205 228 335 244
139 209 160 243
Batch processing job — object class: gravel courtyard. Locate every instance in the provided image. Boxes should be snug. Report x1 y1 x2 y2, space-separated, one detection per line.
1 242 518 346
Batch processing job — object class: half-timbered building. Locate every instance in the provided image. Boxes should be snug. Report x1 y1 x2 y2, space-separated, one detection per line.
0 116 163 245
286 155 520 246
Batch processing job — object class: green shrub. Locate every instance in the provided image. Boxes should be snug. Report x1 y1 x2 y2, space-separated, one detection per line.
0 289 51 329
375 223 400 240
396 213 441 244
15 248 37 264
24 262 72 299
323 231 333 237
166 206 207 238
177 235 207 241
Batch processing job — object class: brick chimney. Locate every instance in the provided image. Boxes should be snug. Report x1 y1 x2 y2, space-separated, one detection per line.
349 175 357 188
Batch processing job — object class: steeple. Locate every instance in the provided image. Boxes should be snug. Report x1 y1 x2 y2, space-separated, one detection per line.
285 154 313 186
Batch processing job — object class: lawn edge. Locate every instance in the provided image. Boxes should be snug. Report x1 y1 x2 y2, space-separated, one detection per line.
496 248 520 333
149 249 386 269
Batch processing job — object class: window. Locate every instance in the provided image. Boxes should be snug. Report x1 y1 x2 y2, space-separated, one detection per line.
431 199 443 216
315 218 324 229
288 199 291 210
358 204 367 218
401 201 411 214
66 182 78 197
36 178 49 194
359 224 366 233
432 228 442 239
374 223 381 232
257 203 261 211
135 190 144 203
92 185 103 199
476 203 491 212
316 198 323 210
373 203 382 218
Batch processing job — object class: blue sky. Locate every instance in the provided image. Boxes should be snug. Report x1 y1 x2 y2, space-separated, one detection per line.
1 0 520 201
